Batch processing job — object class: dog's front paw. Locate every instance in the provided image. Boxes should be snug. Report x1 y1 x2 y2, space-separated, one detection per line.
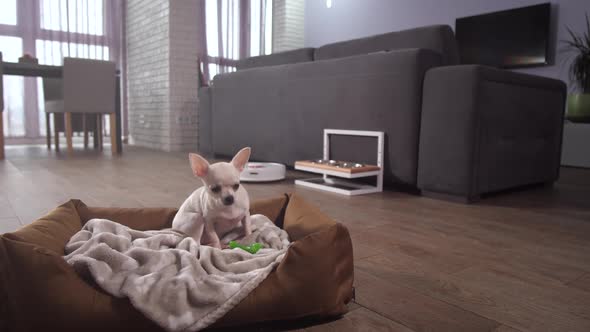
242 214 253 237
242 222 252 237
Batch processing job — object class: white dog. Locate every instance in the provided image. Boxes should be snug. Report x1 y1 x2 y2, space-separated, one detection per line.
172 147 252 249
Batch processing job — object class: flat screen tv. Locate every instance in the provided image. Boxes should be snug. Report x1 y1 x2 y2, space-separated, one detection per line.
455 3 551 68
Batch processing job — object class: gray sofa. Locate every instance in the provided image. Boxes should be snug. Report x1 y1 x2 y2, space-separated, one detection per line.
198 25 566 202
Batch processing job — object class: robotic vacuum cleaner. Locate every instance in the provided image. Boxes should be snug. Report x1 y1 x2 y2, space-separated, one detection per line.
240 162 286 182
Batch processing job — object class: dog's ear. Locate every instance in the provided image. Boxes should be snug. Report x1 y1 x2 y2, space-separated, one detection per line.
231 147 251 172
189 153 209 177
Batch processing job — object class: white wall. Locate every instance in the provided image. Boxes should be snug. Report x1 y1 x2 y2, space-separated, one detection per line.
305 0 590 167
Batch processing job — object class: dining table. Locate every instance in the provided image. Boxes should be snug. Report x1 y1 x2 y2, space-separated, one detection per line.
0 61 122 159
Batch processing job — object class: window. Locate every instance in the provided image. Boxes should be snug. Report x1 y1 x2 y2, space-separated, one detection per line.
206 0 240 60
204 0 272 80
0 36 22 64
36 40 109 66
0 36 24 137
0 0 17 25
40 0 104 35
0 0 120 140
249 0 273 57
205 0 220 58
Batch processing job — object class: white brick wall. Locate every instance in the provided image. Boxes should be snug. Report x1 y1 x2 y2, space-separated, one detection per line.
126 0 199 152
168 0 199 152
273 0 305 52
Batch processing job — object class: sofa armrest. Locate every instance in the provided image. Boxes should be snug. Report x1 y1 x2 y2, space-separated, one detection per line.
418 65 567 201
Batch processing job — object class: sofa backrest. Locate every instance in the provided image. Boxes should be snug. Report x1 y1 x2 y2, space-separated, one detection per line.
236 48 315 70
314 25 459 65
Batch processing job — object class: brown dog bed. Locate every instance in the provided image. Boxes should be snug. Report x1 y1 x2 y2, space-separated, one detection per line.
0 194 354 331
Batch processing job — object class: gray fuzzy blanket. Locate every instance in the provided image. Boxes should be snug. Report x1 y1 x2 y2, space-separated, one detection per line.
64 214 290 332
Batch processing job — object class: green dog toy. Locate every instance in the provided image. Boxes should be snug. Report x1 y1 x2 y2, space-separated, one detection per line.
229 241 263 254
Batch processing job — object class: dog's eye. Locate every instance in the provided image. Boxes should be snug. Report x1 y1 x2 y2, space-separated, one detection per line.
210 185 221 193
232 184 240 190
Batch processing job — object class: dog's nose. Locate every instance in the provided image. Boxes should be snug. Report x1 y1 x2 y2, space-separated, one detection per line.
223 196 234 206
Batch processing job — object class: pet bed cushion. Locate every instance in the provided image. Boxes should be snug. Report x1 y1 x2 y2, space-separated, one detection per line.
0 194 353 332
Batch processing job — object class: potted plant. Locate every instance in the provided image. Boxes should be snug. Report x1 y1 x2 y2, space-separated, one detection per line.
18 52 38 64
564 13 590 122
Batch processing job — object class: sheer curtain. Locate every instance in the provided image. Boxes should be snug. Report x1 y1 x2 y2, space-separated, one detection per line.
0 0 123 142
200 0 272 83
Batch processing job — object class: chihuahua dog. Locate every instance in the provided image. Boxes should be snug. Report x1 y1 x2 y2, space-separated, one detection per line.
172 147 252 249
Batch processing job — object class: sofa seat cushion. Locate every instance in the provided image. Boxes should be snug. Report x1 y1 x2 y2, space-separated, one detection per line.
0 194 353 331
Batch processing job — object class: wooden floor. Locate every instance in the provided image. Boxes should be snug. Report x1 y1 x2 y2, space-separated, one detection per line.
1 145 590 332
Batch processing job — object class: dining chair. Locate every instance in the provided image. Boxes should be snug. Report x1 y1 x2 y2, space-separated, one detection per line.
0 52 4 160
43 78 98 151
43 57 117 155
